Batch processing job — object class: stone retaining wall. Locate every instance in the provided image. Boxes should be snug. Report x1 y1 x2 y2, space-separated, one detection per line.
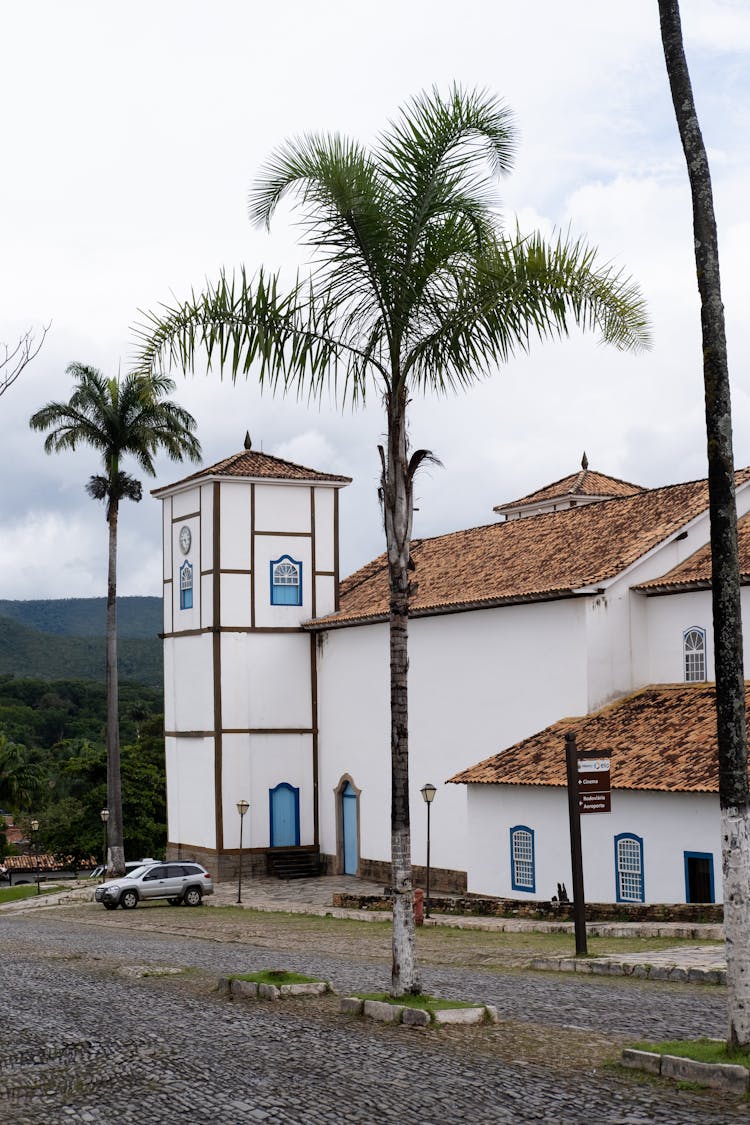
331 892 723 923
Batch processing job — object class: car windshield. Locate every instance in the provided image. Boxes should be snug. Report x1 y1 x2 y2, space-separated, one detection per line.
122 865 150 880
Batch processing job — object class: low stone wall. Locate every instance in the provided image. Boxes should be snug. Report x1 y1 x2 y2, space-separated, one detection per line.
331 892 723 924
319 854 468 895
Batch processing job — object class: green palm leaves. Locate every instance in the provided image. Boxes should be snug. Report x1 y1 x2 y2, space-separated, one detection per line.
136 84 649 399
30 364 201 514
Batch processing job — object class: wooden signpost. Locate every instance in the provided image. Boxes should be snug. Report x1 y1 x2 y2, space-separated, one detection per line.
564 732 612 956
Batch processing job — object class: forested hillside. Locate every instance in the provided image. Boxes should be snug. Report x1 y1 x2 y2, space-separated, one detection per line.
0 597 160 637
0 598 162 687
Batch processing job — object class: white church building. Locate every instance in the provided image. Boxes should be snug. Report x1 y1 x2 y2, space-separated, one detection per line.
153 443 750 906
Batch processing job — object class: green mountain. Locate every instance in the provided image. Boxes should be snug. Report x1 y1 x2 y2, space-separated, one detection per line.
0 597 161 638
0 598 162 687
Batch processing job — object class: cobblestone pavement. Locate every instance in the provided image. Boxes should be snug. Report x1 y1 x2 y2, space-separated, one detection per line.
0 905 745 1124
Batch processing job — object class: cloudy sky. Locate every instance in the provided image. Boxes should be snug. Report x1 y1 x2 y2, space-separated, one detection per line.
1 0 748 599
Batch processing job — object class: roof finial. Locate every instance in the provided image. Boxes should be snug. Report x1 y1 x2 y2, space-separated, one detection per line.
244 431 252 450
581 451 588 471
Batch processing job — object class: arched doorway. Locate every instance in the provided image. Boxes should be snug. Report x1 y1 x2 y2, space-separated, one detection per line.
335 775 360 876
269 783 300 848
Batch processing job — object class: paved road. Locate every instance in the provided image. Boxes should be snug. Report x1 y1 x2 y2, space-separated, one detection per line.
0 906 743 1124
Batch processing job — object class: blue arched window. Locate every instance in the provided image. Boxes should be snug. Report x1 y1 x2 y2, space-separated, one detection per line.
683 627 706 682
270 555 302 606
179 560 193 610
614 833 644 903
510 825 535 893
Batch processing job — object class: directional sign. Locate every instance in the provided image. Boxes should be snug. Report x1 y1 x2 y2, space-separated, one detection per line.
577 755 611 814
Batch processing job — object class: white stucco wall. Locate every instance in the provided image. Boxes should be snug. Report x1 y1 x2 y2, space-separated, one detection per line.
166 735 216 849
221 732 314 849
163 634 214 732
316 598 588 876
465 783 721 903
221 632 312 730
313 487 335 573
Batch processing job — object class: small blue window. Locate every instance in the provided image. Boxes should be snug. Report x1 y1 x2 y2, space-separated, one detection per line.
179 560 193 610
270 555 302 606
510 825 535 893
615 833 644 903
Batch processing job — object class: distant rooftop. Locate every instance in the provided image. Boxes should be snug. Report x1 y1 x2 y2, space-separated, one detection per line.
494 454 644 520
153 440 351 496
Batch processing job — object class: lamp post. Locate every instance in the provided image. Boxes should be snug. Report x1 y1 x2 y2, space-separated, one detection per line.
236 800 249 905
420 783 437 919
30 819 40 895
100 808 110 881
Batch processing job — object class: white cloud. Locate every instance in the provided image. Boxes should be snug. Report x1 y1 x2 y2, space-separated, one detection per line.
1 0 749 597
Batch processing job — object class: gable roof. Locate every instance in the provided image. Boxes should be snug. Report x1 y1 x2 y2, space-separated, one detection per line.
635 511 750 594
494 466 644 516
448 683 735 794
307 469 750 629
153 448 352 496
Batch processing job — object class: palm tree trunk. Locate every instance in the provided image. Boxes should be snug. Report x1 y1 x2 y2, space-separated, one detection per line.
382 388 420 996
658 0 750 1046
106 499 125 877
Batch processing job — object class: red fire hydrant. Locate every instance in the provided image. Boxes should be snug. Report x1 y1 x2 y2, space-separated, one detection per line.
413 888 424 926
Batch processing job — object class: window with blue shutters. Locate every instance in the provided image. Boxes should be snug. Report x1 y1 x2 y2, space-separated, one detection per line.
270 555 302 606
615 833 644 902
179 560 193 610
510 825 535 893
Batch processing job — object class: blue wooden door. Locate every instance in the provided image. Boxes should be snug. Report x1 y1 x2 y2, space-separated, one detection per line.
342 782 358 875
269 783 300 847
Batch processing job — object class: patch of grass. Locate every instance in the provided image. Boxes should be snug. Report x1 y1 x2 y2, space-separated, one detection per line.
230 969 321 986
355 991 479 1012
631 1037 750 1068
0 884 63 905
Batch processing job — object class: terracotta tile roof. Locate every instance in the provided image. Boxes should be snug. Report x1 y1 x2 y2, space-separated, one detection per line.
495 467 644 514
153 449 351 494
308 470 750 628
636 511 750 593
3 854 96 871
448 683 735 794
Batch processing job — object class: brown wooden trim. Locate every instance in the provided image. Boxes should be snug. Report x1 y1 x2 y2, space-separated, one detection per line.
213 481 223 851
161 625 306 639
165 730 215 739
334 488 340 612
254 529 311 538
223 727 315 735
311 633 319 849
310 487 317 620
164 577 173 585
198 486 203 631
250 483 256 629
220 568 252 575
172 509 200 522
200 568 213 577
315 570 335 578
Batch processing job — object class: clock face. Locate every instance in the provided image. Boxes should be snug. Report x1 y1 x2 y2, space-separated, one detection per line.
179 526 192 555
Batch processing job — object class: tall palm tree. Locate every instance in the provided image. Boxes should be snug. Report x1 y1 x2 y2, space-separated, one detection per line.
30 364 201 875
136 85 650 993
658 0 750 1047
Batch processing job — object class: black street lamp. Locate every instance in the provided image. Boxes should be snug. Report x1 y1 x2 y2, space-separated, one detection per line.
30 819 40 895
420 783 437 918
236 800 250 905
100 808 110 881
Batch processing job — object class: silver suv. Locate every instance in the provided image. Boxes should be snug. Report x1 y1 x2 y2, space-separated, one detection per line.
94 861 214 910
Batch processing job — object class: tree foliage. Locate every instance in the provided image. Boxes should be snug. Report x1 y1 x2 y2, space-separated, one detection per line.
136 84 650 993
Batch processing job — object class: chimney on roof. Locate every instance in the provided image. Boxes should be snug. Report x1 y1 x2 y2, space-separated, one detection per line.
244 431 252 450
581 451 589 471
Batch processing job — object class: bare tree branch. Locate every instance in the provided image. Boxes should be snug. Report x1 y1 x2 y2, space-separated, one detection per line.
0 324 49 399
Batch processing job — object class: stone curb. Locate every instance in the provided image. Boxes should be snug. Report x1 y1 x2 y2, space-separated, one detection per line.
530 957 726 986
342 997 498 1028
218 977 331 1000
621 1048 749 1094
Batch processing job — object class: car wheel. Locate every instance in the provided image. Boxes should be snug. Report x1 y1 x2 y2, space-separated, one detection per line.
167 897 182 906
104 903 118 911
183 887 202 907
120 890 139 910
